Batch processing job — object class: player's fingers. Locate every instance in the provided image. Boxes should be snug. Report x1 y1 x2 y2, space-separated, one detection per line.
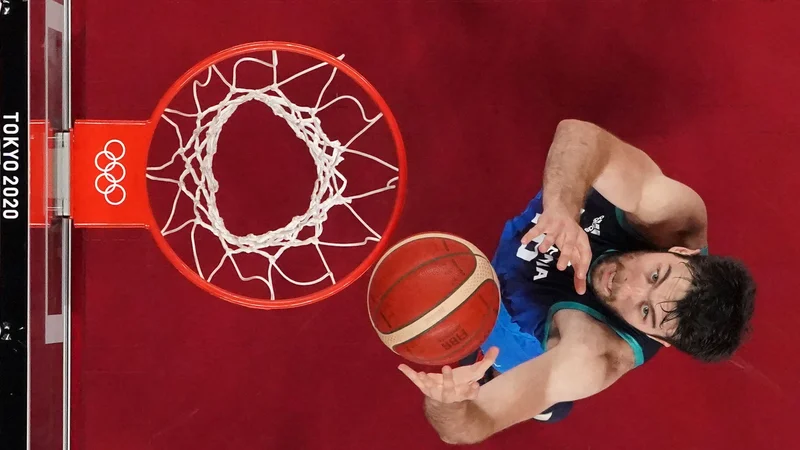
441 366 456 402
572 236 591 272
558 234 577 271
475 346 499 376
538 231 557 253
398 365 427 392
424 373 443 384
577 234 592 273
521 223 545 245
420 372 436 388
556 249 572 272
573 237 592 295
547 230 567 260
420 372 441 401
482 346 500 364
442 366 455 390
574 271 588 295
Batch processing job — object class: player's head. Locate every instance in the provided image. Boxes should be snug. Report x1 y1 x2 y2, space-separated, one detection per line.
589 248 756 362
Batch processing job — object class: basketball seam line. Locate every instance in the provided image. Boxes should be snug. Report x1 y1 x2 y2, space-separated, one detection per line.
372 251 480 332
380 262 496 346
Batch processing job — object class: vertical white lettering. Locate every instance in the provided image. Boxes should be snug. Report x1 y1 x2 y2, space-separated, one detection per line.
533 267 549 281
2 113 22 220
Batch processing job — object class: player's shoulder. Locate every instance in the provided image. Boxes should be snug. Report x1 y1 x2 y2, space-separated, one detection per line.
550 309 637 371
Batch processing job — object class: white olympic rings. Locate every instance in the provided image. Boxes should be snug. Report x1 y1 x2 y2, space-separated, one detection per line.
94 139 127 206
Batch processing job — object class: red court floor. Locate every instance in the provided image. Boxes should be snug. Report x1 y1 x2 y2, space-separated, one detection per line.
63 1 800 449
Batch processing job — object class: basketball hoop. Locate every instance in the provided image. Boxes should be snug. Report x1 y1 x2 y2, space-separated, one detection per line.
46 42 407 309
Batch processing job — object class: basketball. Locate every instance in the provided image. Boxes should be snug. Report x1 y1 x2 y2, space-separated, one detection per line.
367 232 501 366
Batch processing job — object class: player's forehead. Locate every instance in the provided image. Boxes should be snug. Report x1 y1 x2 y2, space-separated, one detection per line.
650 257 694 335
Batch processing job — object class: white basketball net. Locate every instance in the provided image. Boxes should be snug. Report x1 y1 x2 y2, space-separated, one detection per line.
146 50 399 300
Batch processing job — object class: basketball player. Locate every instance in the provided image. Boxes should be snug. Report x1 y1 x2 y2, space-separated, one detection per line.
398 119 756 444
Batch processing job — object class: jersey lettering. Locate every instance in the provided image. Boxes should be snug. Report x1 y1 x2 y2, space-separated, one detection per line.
515 213 563 281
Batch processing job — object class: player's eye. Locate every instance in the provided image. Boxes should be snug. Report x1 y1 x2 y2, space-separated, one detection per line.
650 271 659 283
642 304 650 319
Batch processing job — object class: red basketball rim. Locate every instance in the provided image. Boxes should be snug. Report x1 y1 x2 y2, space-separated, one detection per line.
142 41 408 309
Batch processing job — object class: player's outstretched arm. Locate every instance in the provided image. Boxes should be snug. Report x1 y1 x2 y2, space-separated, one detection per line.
539 119 708 249
399 341 626 444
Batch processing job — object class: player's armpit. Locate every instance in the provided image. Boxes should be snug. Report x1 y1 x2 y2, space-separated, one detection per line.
624 175 708 249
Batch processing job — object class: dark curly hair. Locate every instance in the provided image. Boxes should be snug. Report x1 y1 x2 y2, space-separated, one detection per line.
663 254 756 362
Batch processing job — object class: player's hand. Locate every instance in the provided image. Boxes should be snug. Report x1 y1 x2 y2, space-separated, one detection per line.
397 347 499 404
520 204 592 294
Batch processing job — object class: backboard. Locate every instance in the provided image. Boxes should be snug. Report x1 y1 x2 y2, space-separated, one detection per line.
23 0 72 449
0 0 31 449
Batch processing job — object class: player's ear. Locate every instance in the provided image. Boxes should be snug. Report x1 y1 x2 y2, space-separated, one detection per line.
668 246 701 256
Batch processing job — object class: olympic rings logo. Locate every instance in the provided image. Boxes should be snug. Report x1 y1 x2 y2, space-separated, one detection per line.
94 139 127 206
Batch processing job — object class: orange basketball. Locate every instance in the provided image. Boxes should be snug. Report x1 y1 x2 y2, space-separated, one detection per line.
367 232 501 366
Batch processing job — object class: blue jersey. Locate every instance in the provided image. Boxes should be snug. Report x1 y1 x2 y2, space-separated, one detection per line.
473 189 666 422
